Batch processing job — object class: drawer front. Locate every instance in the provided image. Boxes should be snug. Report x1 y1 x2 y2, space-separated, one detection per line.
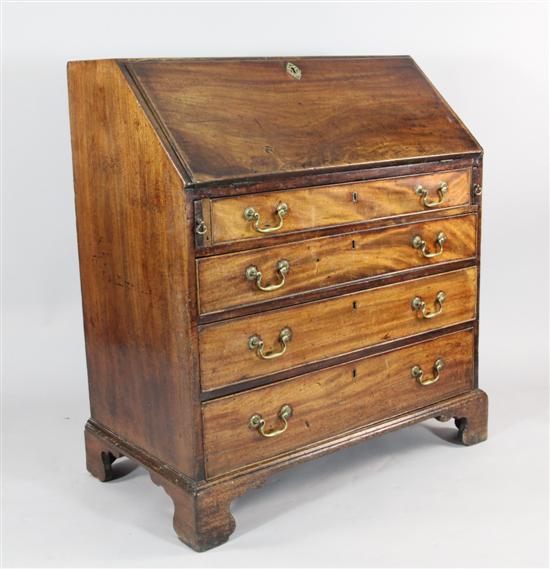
199 267 477 391
203 329 475 477
198 214 477 314
207 169 471 244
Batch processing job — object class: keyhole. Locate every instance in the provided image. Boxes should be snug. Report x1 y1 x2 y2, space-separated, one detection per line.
352 301 358 310
352 368 357 379
352 192 358 203
352 239 356 249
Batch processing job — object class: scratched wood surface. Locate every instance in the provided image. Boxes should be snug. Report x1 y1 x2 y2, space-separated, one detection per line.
205 169 471 244
199 267 477 390
203 329 475 477
126 57 481 184
197 214 477 314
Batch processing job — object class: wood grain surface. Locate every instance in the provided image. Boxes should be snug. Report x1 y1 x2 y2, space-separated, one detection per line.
198 214 477 314
126 57 481 184
68 60 202 477
207 169 471 244
70 56 486 551
203 329 475 477
199 267 477 390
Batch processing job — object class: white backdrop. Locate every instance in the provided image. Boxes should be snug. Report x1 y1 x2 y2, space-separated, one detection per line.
3 2 548 567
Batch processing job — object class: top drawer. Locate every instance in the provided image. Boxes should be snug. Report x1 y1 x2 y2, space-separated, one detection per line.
202 169 472 245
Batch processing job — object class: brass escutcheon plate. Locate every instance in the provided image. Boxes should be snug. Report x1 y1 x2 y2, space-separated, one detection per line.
286 62 302 80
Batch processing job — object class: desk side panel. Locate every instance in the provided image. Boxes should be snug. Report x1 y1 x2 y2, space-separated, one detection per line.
68 59 202 478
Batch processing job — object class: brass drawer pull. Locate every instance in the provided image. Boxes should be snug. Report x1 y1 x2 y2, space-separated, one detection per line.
412 232 447 258
245 259 290 292
248 327 292 359
249 404 293 438
415 182 448 208
195 219 208 235
411 358 444 386
411 291 446 319
244 202 289 233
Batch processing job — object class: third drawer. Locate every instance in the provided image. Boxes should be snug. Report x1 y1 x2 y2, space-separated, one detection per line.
199 267 477 391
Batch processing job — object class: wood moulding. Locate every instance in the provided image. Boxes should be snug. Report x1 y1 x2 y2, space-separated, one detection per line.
84 389 488 552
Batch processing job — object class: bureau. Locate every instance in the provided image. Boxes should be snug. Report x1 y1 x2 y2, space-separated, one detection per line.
68 56 488 551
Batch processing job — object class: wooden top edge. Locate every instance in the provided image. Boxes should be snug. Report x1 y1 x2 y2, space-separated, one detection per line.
68 55 416 64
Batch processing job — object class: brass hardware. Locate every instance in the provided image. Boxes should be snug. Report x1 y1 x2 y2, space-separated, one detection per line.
286 62 302 80
245 259 290 292
473 184 482 196
196 219 208 235
249 404 293 438
411 291 446 319
244 202 288 233
411 358 444 386
412 232 447 258
248 327 292 360
415 182 448 208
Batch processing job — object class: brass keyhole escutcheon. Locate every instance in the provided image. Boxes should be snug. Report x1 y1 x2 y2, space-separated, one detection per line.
286 62 302 80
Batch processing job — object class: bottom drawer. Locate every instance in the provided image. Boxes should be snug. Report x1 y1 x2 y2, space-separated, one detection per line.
202 329 475 478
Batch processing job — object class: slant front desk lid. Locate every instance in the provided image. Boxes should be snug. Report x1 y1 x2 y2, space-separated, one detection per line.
124 56 481 186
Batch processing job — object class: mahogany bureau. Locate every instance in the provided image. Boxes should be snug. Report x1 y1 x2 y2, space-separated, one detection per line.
68 56 488 551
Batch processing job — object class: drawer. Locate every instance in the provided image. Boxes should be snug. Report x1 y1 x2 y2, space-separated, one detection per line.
197 214 477 314
199 267 477 391
203 169 471 244
203 329 475 477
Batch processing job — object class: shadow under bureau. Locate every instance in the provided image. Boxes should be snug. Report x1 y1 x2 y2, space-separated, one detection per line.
68 56 488 551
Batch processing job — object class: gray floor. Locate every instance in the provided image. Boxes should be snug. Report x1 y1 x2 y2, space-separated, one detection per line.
3 307 548 568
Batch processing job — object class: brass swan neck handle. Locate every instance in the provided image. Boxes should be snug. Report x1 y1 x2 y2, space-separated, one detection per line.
245 260 290 292
411 291 446 319
244 202 289 233
412 232 447 258
248 327 292 360
415 182 448 208
249 404 293 438
411 358 444 386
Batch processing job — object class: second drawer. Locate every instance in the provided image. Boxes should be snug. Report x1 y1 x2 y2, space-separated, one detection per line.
197 214 477 314
199 267 477 391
